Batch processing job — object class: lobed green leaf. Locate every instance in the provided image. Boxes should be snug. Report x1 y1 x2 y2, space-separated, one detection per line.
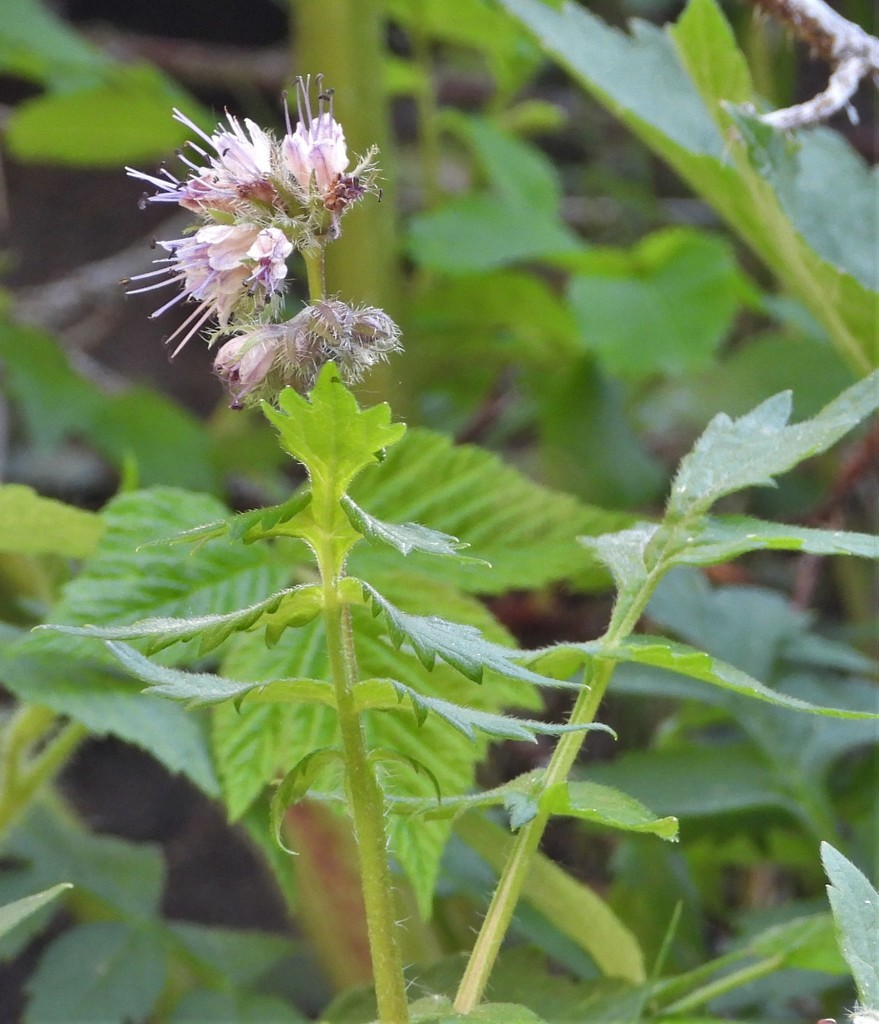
360 582 578 690
44 585 323 656
341 495 485 564
262 364 406 503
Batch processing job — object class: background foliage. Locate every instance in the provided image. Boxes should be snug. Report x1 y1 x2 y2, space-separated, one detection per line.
0 0 876 1021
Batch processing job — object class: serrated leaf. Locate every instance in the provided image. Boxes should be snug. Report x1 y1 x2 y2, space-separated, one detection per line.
349 428 626 593
542 780 679 840
0 884 72 941
48 487 289 666
341 495 485 564
530 636 879 719
0 486 103 558
359 677 612 744
668 372 879 518
271 748 345 850
102 640 334 710
676 514 879 564
0 644 218 794
165 490 313 548
212 582 541 916
361 582 576 690
821 842 879 1006
24 921 166 1024
45 585 322 656
262 365 406 502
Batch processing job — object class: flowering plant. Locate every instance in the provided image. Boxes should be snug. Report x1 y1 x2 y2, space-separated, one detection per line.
125 76 396 406
36 75 875 1024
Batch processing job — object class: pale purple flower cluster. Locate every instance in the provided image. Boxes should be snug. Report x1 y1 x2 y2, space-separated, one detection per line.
126 76 393 404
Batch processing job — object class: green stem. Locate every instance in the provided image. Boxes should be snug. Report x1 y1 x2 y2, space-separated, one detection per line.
304 249 326 302
660 955 783 1015
455 553 668 1013
320 581 409 1023
0 707 87 838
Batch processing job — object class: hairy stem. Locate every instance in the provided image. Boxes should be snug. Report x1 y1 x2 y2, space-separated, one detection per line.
455 554 668 1012
320 573 409 1023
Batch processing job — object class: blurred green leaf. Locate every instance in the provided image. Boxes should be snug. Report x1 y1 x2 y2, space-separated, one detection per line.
7 63 203 165
386 0 542 97
169 989 307 1023
0 644 218 793
25 921 166 1024
0 326 218 491
0 884 71 941
409 193 581 272
2 804 164 919
168 922 299 988
0 0 106 88
0 486 103 558
409 115 582 272
568 228 744 380
585 746 799 820
501 0 878 370
822 842 879 1006
455 815 646 983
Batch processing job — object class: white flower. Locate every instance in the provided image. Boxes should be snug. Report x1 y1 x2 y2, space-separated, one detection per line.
126 110 277 214
282 76 349 195
126 224 291 355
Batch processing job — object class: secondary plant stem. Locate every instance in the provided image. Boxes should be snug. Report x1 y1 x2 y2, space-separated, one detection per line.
455 553 670 1013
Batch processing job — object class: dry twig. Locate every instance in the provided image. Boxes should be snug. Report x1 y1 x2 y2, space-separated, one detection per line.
747 0 879 129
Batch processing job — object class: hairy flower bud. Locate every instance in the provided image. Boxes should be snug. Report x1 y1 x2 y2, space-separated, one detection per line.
214 300 402 407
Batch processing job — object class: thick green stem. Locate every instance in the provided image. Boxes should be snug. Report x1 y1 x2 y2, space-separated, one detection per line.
320 582 409 1023
310 442 407 1022
304 249 326 303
